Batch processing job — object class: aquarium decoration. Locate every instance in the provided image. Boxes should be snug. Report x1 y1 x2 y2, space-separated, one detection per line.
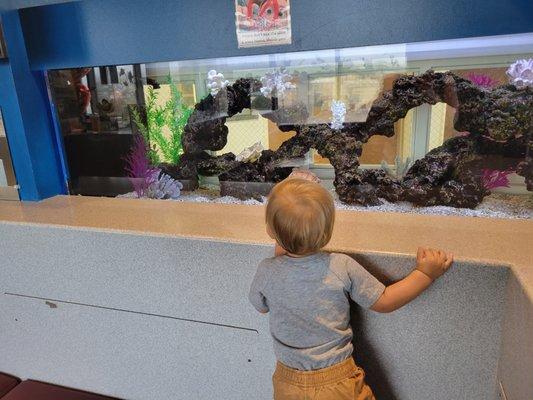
482 169 513 190
506 58 533 89
172 67 532 207
124 135 159 198
145 172 183 200
124 135 183 200
159 60 532 209
465 73 499 88
235 142 265 162
207 70 229 96
131 77 193 166
330 100 346 130
259 67 295 97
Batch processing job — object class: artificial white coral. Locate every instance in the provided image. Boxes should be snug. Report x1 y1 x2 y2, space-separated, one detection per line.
259 67 296 97
207 70 229 96
506 58 533 89
330 100 346 130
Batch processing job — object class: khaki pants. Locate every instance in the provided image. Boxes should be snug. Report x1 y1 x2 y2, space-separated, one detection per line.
273 358 376 400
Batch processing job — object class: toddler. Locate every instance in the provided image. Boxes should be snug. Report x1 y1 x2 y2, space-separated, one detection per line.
249 177 453 400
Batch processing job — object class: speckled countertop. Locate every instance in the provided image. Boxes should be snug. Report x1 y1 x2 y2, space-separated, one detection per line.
0 195 531 298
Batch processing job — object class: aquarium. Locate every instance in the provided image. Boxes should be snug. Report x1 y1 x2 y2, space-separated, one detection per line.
47 33 533 218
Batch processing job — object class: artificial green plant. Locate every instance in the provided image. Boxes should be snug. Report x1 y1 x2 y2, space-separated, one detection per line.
131 76 193 165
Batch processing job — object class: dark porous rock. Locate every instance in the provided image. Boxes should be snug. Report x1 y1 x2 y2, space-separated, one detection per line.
261 103 310 127
219 161 265 183
220 181 275 201
196 153 239 176
516 151 533 191
333 169 404 206
453 83 533 141
182 114 228 153
219 161 275 200
169 153 199 184
359 169 404 203
161 154 199 180
402 136 489 207
159 161 199 191
226 78 261 116
256 150 293 182
436 178 487 209
336 181 382 206
461 135 527 174
175 69 532 208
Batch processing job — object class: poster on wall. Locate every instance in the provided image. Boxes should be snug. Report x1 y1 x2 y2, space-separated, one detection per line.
235 0 292 48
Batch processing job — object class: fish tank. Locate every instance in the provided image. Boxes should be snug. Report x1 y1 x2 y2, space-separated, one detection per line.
46 33 533 218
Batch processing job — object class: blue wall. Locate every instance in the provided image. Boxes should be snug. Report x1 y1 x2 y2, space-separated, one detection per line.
0 10 66 200
20 0 533 70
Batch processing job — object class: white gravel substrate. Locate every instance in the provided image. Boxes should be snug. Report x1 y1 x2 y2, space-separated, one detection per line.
119 189 532 220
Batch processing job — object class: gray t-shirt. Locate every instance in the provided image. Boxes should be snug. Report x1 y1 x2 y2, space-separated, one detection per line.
249 252 385 371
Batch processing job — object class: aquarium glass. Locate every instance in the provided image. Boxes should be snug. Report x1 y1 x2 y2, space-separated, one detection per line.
47 33 533 218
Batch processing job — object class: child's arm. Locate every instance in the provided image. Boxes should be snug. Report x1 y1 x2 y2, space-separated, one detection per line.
371 248 453 313
249 261 270 314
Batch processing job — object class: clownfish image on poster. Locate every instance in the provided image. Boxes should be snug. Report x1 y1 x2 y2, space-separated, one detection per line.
235 0 292 47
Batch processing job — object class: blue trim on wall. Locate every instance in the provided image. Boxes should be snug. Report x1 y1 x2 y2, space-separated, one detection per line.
42 70 70 181
0 10 66 200
19 0 533 70
0 61 39 199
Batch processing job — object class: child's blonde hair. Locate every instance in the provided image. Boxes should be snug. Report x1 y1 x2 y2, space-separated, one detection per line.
266 178 335 256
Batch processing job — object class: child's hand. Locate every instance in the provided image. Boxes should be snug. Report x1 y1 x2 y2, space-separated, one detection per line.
288 168 320 183
415 247 454 281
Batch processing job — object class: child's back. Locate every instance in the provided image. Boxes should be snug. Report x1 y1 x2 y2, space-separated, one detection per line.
250 252 384 371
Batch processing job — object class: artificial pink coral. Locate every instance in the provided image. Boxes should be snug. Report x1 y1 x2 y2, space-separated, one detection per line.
466 73 499 88
481 169 513 190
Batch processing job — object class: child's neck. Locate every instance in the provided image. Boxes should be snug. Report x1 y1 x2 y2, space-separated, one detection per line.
286 251 319 258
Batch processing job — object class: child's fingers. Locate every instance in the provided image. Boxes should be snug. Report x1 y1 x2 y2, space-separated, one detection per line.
417 247 425 260
444 253 454 269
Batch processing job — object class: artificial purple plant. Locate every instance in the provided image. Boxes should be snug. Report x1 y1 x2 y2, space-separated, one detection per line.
124 134 159 198
124 134 183 199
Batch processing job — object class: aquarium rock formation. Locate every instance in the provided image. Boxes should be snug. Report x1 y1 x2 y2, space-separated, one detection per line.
173 68 532 208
